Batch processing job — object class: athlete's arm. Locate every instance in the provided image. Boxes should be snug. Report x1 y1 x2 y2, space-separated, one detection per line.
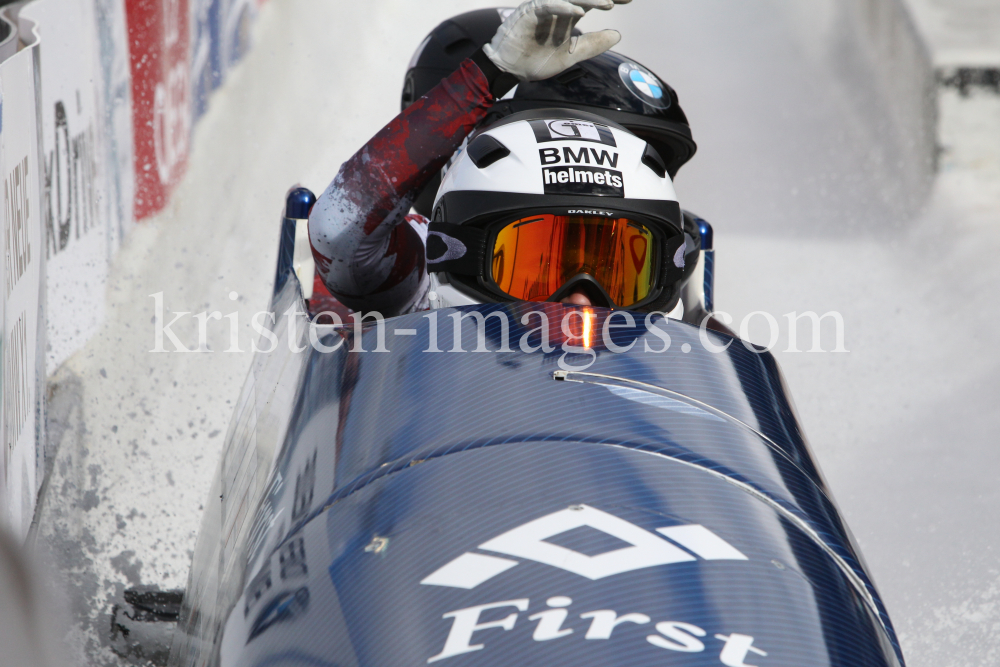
308 56 504 317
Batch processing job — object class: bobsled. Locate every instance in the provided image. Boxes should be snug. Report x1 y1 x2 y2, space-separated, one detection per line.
167 189 905 667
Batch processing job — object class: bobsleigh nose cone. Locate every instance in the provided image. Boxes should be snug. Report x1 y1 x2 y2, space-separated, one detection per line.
286 187 317 219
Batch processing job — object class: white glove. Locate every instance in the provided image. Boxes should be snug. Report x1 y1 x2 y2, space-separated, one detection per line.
484 0 631 82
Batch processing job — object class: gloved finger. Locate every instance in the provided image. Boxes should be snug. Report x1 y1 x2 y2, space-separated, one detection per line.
564 0 616 10
535 0 587 17
567 29 621 60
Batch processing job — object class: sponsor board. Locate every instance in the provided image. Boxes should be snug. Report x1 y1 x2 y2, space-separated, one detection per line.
191 0 225 120
126 0 191 219
191 0 255 120
21 0 112 374
0 46 44 539
93 0 136 249
219 0 254 75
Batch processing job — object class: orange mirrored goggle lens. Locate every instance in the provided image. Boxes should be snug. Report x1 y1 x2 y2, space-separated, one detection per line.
491 214 658 308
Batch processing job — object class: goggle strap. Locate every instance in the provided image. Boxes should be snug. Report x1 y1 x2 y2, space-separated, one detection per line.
426 222 487 276
662 233 687 286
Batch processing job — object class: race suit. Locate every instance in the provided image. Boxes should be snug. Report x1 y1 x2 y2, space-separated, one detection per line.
308 57 499 318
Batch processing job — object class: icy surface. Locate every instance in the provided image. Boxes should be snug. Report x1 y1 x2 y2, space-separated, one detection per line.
34 1 1000 666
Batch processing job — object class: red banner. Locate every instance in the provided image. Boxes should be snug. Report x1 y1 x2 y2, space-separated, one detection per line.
126 0 191 220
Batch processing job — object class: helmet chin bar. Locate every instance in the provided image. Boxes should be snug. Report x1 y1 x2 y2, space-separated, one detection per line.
546 273 617 309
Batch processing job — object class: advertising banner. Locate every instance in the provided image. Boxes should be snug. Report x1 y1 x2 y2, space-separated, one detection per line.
126 0 191 220
191 0 254 121
0 47 44 540
0 0 261 537
191 0 222 120
93 0 135 253
21 0 110 374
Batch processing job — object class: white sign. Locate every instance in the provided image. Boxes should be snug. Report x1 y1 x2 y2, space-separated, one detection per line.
21 0 110 374
92 0 135 251
0 45 44 539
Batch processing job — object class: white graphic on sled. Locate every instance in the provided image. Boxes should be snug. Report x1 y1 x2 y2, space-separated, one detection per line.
421 504 747 590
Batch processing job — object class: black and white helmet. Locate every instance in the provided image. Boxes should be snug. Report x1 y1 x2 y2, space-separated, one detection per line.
427 109 688 312
402 8 697 218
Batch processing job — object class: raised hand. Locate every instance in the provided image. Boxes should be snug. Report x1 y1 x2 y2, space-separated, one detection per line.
484 0 632 82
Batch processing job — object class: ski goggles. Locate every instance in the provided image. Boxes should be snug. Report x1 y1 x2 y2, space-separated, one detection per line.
489 214 658 308
427 212 684 309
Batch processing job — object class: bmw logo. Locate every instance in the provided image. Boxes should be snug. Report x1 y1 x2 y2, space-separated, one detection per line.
618 62 671 110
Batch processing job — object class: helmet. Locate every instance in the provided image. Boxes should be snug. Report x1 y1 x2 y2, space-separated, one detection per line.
426 109 688 312
401 8 516 111
403 8 696 217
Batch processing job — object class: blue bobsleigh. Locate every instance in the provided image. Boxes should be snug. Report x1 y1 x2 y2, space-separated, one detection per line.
168 189 905 667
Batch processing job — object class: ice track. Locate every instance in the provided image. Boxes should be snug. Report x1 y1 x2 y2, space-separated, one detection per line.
34 1 1000 665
